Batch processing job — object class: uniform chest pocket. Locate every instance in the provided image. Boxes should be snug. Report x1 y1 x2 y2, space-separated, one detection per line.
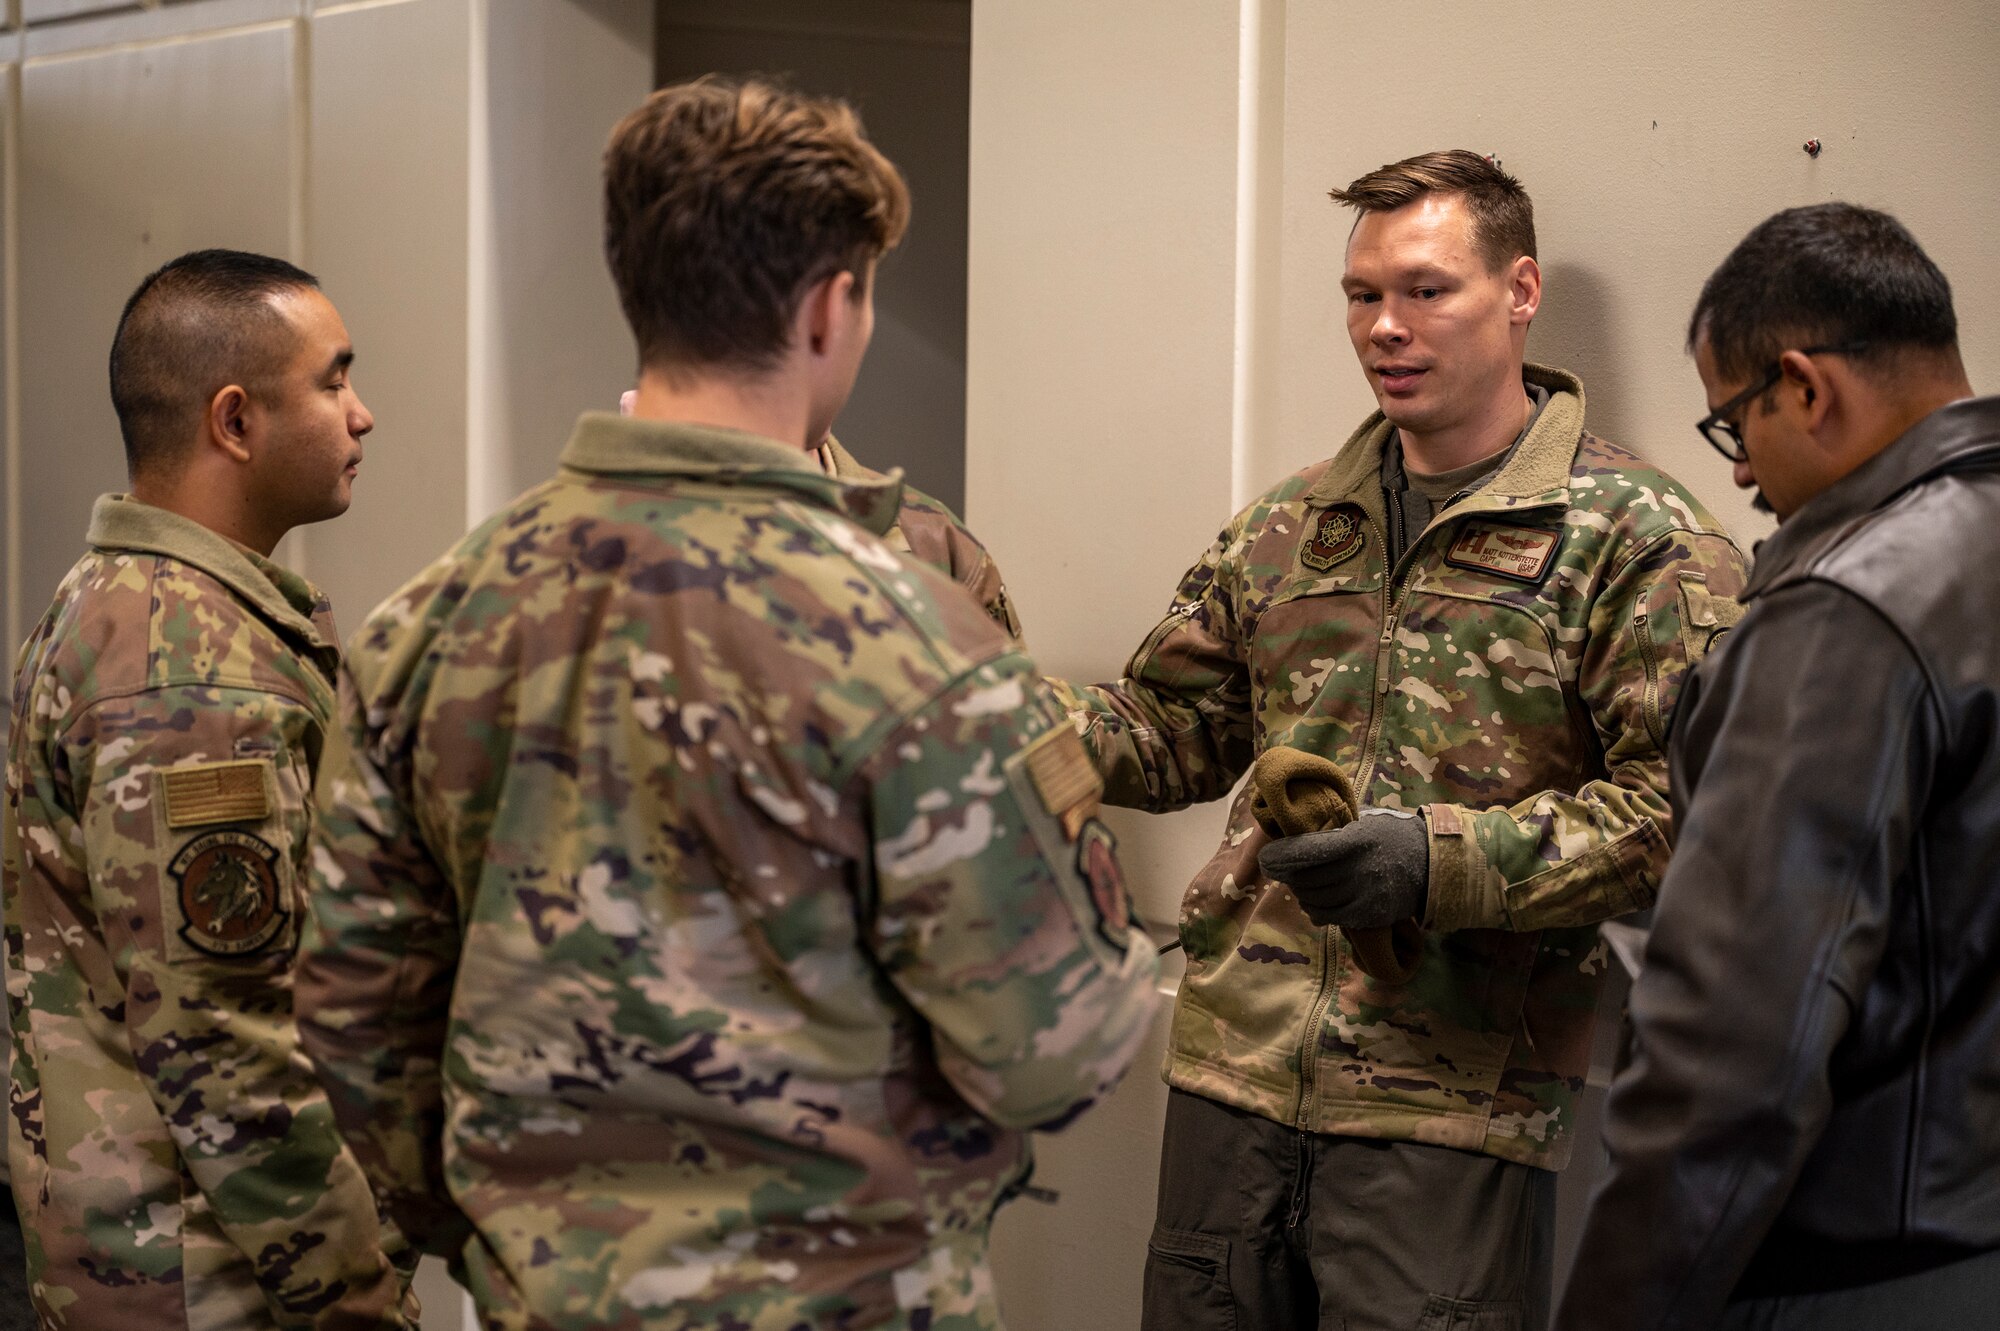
1248 585 1385 724
1677 572 1745 661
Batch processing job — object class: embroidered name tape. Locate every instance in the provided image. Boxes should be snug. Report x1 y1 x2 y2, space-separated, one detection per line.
160 760 271 828
1444 523 1559 583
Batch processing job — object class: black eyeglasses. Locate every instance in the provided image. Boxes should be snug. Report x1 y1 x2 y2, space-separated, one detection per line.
1696 343 1869 463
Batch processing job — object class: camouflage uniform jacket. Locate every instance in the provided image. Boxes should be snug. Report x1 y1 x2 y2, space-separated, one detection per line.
1 496 408 1328
1059 364 1748 1169
823 436 1024 641
295 414 1159 1330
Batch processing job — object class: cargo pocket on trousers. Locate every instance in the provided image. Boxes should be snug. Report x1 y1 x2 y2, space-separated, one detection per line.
1144 1227 1235 1331
1414 1294 1522 1330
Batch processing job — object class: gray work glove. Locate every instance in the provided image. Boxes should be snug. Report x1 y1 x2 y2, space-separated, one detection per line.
1258 808 1429 929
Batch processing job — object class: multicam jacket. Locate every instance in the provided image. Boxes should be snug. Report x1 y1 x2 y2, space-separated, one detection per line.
295 414 1158 1331
1059 365 1748 1170
2 496 407 1328
822 436 1024 641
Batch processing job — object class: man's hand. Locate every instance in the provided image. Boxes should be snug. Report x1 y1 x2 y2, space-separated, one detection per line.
1258 808 1428 929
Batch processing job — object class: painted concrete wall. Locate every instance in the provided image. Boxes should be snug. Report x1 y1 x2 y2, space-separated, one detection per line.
970 1 2000 1327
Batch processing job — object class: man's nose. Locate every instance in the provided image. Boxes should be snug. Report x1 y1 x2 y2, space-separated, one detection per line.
1371 304 1408 345
351 394 375 438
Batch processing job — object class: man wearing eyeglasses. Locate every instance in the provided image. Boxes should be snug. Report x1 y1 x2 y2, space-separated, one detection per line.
1555 203 2000 1329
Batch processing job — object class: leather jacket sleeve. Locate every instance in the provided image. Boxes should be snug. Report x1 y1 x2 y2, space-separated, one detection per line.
1553 580 1937 1331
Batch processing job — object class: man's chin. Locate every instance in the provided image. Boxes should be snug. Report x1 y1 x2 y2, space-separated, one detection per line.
1375 397 1433 432
305 491 355 525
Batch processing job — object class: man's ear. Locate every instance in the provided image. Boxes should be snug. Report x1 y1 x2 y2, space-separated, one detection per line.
797 269 859 358
1508 255 1543 326
204 384 256 463
1777 349 1835 432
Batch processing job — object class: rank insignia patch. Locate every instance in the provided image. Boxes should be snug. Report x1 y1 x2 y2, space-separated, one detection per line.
1444 522 1560 582
1300 504 1367 572
1076 819 1131 948
170 830 287 957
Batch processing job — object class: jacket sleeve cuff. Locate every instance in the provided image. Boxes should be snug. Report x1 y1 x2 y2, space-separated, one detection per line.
1423 804 1509 932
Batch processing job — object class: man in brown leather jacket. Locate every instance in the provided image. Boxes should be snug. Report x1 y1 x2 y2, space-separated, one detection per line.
1556 204 2000 1329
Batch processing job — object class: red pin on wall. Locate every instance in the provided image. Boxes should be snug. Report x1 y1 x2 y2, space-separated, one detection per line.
1803 138 1823 157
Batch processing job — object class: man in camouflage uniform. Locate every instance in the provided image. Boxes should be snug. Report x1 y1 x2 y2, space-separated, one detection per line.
1057 152 1748 1329
2 250 408 1327
295 76 1156 1331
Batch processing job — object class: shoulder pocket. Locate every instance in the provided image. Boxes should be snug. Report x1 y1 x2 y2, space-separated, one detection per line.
1676 573 1746 663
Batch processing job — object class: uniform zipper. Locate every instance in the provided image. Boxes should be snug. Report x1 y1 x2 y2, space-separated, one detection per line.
1294 485 1571 1129
1632 609 1667 748
1293 501 1458 1129
1130 600 1200 677
1294 928 1343 1128
1353 513 1423 799
1296 510 1403 1130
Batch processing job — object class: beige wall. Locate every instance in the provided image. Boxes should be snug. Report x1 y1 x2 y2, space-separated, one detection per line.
971 1 2000 1327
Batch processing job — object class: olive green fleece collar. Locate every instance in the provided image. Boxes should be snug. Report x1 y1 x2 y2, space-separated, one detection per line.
1306 363 1586 511
820 434 889 483
559 412 904 537
86 495 334 649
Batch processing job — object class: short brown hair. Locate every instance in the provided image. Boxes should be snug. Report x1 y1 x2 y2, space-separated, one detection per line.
603 76 910 376
1329 150 1536 272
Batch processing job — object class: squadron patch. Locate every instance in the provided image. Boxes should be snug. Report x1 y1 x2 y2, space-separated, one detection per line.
1444 522 1559 583
1300 504 1367 572
1075 819 1131 948
170 830 287 957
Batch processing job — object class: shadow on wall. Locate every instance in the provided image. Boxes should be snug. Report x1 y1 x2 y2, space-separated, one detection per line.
1531 262 1638 457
